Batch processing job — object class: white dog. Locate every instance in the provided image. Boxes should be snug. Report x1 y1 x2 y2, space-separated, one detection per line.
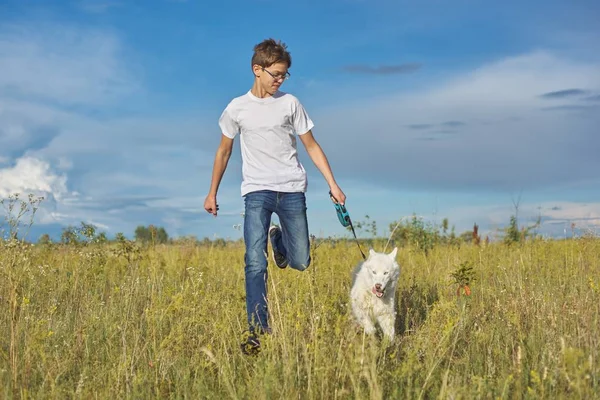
350 247 400 341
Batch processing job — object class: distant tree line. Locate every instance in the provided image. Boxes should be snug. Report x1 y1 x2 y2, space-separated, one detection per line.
35 223 170 246
134 225 169 244
28 209 542 250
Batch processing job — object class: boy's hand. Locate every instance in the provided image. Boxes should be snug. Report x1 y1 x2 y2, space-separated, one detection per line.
329 185 346 205
204 195 219 216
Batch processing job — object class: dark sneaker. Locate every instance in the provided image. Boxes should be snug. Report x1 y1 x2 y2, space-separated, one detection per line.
269 225 288 269
240 331 261 356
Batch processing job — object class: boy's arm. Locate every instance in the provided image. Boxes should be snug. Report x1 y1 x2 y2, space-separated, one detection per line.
204 134 234 216
299 130 346 205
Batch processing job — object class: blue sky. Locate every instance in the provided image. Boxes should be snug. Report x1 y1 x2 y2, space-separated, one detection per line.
1 0 599 242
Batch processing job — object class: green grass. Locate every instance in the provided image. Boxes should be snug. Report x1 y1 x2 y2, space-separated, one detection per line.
1 237 599 399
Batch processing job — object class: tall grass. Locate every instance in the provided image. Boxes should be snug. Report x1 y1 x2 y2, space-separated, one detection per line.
1 225 599 398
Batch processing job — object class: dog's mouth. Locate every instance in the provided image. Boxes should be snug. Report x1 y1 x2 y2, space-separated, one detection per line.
372 286 385 298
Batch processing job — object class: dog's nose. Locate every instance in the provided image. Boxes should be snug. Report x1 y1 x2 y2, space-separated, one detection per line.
375 283 382 290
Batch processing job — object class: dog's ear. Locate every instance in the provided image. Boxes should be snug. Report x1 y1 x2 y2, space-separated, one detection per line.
369 248 376 258
389 247 398 259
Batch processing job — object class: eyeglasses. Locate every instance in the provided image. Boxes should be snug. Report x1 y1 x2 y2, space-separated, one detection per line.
262 67 290 81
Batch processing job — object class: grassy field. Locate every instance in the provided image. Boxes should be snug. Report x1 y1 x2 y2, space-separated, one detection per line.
1 234 599 399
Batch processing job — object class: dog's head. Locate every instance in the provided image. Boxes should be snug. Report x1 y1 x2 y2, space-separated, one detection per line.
363 247 400 298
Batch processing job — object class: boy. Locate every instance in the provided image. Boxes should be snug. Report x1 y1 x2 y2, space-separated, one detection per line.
203 38 346 354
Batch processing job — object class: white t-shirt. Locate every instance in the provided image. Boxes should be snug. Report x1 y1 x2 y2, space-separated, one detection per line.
219 90 315 197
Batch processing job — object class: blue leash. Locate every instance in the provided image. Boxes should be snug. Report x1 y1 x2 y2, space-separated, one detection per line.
329 191 366 260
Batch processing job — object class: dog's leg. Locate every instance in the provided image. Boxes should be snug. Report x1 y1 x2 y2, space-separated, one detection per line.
378 312 395 342
352 302 376 335
360 315 377 335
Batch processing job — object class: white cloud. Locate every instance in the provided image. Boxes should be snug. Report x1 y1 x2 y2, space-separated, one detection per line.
0 156 68 200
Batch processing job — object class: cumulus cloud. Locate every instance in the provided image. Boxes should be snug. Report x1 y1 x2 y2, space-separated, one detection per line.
0 156 68 200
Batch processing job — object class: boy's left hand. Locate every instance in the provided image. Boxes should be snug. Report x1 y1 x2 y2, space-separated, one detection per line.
329 185 346 205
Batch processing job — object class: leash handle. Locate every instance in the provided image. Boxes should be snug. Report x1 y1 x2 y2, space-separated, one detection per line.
329 191 366 260
329 192 351 227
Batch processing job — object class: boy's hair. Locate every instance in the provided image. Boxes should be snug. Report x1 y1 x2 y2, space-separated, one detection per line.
251 38 292 69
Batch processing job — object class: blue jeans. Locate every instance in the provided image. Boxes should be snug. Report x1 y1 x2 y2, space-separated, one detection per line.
243 190 311 334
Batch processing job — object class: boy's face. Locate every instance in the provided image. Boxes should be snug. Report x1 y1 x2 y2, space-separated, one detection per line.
253 62 290 95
